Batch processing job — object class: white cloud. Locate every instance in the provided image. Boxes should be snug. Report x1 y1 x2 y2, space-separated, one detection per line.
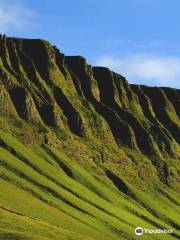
94 54 180 88
0 0 36 33
102 39 164 48
103 39 133 46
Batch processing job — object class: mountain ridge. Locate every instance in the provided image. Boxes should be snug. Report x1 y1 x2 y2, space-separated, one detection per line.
0 36 180 240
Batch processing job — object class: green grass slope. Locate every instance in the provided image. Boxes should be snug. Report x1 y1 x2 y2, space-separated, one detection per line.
0 130 179 240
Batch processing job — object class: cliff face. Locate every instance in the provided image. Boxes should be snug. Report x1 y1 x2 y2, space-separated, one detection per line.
0 37 180 240
0 37 179 182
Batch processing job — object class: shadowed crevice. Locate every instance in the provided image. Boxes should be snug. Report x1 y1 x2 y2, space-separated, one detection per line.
142 87 180 143
54 87 84 137
65 58 137 148
106 170 129 196
161 87 180 118
20 39 53 86
6 38 22 75
93 67 156 155
9 87 27 119
38 104 55 126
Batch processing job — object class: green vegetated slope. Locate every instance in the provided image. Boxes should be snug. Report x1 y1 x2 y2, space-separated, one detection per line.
0 36 180 240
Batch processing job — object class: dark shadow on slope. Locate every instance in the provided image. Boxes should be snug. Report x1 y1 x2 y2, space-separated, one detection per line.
16 43 39 85
54 46 68 78
93 67 155 155
131 84 154 121
161 87 180 118
142 87 180 144
38 104 55 126
9 87 27 119
158 188 180 206
54 87 84 137
131 85 175 155
15 41 54 104
6 38 21 75
108 168 180 231
9 80 55 127
21 39 52 85
59 163 73 178
0 38 22 80
0 233 29 240
115 107 155 155
106 170 129 196
65 57 136 148
127 207 180 239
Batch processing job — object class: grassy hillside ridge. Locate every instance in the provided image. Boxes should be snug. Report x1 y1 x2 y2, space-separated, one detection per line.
0 36 180 239
0 131 179 239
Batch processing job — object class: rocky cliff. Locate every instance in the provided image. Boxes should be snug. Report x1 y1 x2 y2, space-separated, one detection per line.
0 37 180 240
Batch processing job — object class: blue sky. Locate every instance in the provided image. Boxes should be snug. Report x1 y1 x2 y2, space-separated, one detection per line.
0 0 180 88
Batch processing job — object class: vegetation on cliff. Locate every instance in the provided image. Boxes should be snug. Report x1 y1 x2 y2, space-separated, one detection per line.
0 37 179 239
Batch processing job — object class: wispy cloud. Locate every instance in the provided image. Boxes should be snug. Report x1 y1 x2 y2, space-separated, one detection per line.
0 0 36 33
102 38 133 46
94 54 180 88
102 38 166 49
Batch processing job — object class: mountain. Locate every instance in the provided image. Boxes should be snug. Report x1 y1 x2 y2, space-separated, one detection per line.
0 36 179 240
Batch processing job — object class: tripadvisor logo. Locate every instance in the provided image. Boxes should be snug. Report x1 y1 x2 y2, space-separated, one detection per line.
135 227 143 236
135 227 173 236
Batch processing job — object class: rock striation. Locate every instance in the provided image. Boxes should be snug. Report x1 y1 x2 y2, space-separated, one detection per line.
0 37 180 187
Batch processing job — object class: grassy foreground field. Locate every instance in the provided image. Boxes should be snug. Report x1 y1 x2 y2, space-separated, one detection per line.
0 130 179 240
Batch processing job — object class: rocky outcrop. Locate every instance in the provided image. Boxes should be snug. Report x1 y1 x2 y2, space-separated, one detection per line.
0 37 179 188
